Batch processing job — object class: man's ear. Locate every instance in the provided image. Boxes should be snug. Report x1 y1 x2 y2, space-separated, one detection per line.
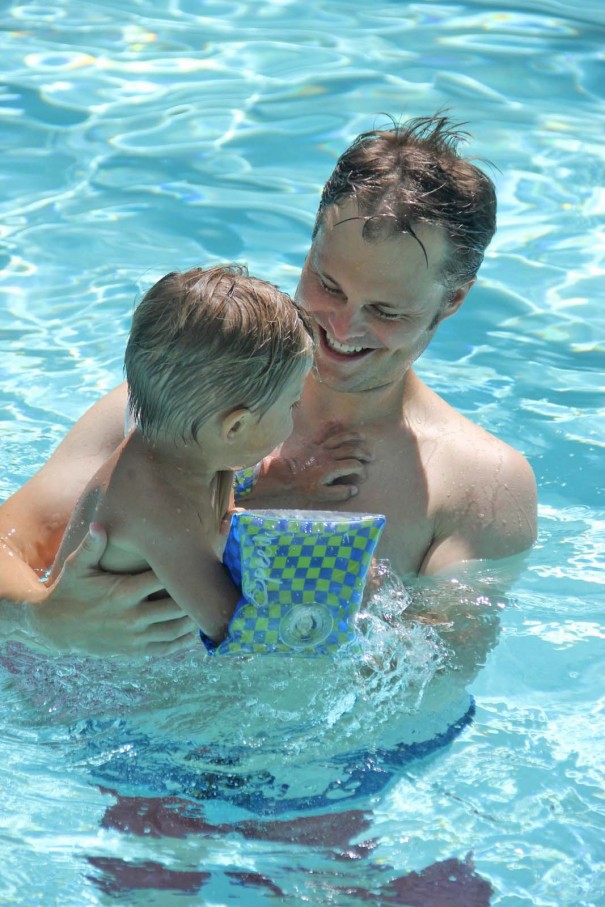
439 278 476 323
221 407 253 443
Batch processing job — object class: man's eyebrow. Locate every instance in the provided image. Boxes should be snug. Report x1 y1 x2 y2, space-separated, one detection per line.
318 267 339 284
311 257 342 286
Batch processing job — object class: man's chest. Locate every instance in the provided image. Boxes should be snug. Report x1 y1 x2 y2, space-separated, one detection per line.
257 441 436 576
346 455 434 575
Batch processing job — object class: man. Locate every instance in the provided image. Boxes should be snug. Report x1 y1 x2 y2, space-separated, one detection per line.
0 113 537 656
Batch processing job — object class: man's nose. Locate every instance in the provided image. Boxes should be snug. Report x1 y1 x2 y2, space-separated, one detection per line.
326 301 366 340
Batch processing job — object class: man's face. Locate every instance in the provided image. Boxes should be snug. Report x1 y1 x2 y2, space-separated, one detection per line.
295 201 469 395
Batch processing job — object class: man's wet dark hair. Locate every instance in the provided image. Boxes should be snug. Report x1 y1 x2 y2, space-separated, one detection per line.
313 113 497 290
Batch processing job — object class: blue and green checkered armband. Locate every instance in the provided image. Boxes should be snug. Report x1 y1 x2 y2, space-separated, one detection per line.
201 509 386 657
233 464 261 501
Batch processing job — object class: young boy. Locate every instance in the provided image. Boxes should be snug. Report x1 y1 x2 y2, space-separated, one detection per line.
48 265 314 646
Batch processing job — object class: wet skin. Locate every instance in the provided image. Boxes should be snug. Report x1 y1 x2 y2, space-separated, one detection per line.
249 201 536 577
0 201 537 654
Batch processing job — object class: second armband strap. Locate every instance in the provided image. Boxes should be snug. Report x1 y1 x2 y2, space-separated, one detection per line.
232 463 262 501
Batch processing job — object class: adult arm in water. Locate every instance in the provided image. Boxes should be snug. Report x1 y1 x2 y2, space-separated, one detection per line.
0 386 198 656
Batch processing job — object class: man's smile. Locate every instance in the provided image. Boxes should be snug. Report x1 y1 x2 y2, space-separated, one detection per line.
320 326 373 359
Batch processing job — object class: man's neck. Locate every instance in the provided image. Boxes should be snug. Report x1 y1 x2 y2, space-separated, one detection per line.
299 368 421 432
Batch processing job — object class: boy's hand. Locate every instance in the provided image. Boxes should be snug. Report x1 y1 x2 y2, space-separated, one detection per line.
257 422 374 504
220 507 245 535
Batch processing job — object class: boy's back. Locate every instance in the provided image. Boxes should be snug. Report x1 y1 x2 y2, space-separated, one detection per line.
48 264 314 645
49 428 237 641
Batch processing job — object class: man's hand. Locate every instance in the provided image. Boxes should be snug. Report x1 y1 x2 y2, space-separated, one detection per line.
28 524 199 657
255 422 374 505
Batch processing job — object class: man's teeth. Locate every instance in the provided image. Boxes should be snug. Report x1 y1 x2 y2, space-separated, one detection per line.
325 332 364 355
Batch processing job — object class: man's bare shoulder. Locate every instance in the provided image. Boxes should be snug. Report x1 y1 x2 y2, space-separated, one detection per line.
413 386 537 571
434 402 527 465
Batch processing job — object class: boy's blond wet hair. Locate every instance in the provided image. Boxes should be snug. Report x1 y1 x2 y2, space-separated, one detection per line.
125 264 314 443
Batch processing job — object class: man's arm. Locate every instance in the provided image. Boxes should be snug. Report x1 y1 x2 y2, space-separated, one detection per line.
1 524 198 656
0 385 198 656
403 557 520 688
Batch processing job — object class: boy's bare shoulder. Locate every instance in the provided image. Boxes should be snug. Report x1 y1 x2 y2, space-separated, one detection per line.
102 444 218 547
96 441 169 530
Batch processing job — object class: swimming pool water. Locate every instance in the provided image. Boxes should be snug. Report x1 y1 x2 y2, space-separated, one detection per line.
0 1 603 904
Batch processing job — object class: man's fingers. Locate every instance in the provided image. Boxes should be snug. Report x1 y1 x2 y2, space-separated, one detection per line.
139 613 198 640
314 483 359 502
65 522 108 571
321 461 369 485
144 630 200 657
136 613 200 654
122 569 171 603
131 598 196 630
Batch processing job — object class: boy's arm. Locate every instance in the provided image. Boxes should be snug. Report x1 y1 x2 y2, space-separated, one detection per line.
243 424 374 506
143 531 241 644
0 385 198 656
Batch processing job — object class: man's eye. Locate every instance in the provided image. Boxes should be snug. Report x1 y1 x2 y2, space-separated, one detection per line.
319 276 340 295
373 306 404 320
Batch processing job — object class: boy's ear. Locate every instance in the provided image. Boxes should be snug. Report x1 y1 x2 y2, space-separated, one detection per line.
221 407 253 443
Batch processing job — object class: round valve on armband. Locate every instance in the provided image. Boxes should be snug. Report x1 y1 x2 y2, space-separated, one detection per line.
279 604 333 649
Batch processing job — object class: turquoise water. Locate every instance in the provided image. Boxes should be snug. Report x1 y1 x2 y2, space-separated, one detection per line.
1 1 604 904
